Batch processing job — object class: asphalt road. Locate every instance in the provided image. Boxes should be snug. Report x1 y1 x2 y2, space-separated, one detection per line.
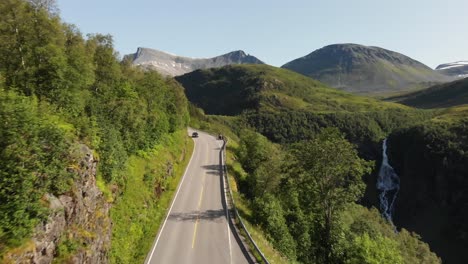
145 129 252 264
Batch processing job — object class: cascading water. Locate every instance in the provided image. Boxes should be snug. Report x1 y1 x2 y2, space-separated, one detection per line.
377 138 400 223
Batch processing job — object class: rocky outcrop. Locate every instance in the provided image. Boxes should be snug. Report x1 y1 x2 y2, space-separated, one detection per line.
4 145 111 264
125 47 264 76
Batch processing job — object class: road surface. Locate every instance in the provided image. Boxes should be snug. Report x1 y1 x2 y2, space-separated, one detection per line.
145 129 252 264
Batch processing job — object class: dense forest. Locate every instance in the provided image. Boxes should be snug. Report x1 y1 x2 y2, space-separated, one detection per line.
0 0 189 262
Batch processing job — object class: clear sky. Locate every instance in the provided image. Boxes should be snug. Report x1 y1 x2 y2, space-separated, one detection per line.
57 0 468 68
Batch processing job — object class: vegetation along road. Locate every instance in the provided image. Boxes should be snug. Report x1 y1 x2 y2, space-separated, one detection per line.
145 129 251 264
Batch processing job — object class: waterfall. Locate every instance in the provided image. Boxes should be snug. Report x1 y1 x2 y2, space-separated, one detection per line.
377 138 400 223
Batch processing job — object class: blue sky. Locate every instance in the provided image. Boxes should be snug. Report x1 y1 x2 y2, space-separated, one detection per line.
58 0 468 68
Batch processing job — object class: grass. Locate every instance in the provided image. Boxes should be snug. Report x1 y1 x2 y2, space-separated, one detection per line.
96 175 113 203
109 130 194 264
178 64 410 117
389 77 468 109
430 105 468 124
1 240 35 264
249 64 411 113
224 139 291 264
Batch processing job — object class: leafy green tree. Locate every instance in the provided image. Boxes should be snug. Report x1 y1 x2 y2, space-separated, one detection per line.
0 0 35 93
288 128 373 263
0 0 67 100
253 194 297 260
88 34 121 95
280 189 313 262
345 233 403 264
0 90 71 247
237 130 283 197
397 229 441 264
340 204 441 264
28 0 59 16
56 24 94 116
237 129 270 174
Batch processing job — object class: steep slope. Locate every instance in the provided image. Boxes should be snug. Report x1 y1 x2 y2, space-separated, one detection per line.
388 110 468 264
126 47 264 76
395 77 468 108
176 64 408 116
176 64 430 159
436 61 468 79
282 44 450 95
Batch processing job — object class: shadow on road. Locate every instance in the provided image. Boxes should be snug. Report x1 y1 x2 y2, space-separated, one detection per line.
168 209 225 223
201 164 222 176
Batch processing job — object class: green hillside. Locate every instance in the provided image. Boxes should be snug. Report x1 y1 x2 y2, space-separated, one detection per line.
177 64 431 156
394 77 468 108
176 64 409 115
281 44 450 96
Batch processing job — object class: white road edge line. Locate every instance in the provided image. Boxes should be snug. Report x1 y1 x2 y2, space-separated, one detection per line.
145 133 197 264
220 141 233 264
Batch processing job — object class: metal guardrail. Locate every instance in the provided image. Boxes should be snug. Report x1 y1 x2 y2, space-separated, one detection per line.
220 139 270 264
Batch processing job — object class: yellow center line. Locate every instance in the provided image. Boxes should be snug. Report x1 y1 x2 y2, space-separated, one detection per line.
192 218 199 249
192 185 204 249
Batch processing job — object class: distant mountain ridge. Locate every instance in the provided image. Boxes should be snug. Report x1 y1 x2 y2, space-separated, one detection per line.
436 61 468 79
125 47 264 76
282 44 451 95
393 77 468 109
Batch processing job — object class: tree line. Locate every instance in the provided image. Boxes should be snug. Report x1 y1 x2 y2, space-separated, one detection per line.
0 0 188 252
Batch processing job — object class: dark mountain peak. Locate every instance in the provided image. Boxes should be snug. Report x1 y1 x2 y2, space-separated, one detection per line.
217 50 264 64
282 43 449 95
298 43 427 68
224 50 247 56
319 43 371 52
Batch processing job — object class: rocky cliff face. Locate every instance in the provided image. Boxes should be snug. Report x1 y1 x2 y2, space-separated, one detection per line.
387 125 468 264
3 145 111 264
125 47 264 76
